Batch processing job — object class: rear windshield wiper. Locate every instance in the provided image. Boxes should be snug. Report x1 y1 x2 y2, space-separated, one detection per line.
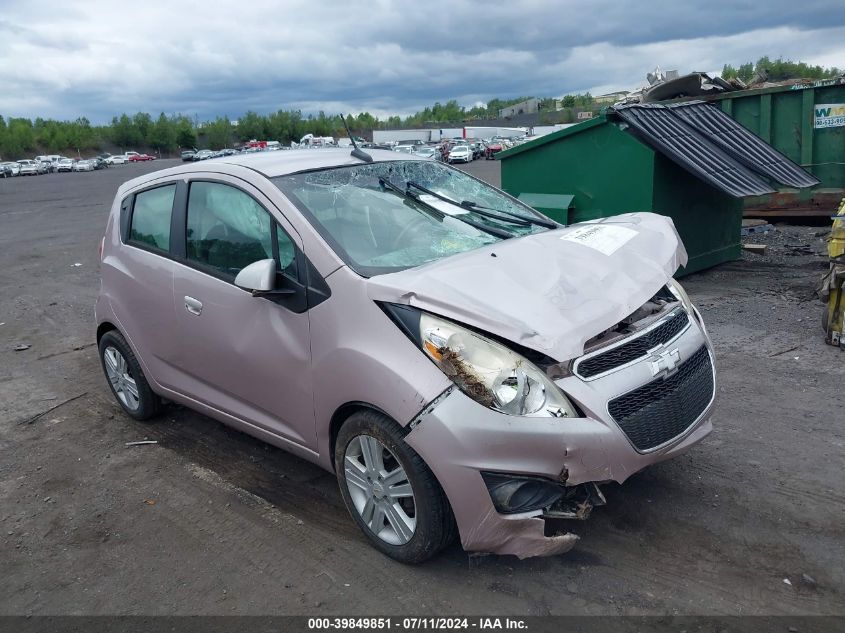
378 178 514 240
409 181 559 230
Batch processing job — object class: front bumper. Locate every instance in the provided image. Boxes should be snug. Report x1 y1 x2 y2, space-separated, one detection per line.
404 312 715 558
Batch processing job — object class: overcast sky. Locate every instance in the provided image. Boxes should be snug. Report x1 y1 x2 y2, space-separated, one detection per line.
1 1 843 123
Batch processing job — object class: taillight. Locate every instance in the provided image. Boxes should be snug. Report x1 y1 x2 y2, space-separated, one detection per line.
99 236 105 260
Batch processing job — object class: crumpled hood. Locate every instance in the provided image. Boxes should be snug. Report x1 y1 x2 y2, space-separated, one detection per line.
367 212 688 361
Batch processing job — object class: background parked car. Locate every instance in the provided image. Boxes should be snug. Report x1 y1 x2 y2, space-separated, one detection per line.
483 141 504 160
128 153 155 162
57 158 75 172
73 159 95 172
412 146 436 159
43 155 62 172
16 160 40 176
105 155 128 165
448 144 473 163
192 149 214 161
1 163 14 178
181 149 196 161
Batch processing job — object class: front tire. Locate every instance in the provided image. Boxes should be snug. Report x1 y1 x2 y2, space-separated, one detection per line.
98 330 161 420
335 410 456 563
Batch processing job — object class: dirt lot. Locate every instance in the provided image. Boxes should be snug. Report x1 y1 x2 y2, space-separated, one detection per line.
1 159 843 616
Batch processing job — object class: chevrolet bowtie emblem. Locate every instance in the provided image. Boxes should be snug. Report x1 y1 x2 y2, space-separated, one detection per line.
648 347 681 378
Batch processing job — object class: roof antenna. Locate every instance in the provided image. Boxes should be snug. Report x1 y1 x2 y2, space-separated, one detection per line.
341 114 373 163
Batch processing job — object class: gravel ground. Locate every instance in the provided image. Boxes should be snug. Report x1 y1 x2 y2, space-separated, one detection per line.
0 159 843 617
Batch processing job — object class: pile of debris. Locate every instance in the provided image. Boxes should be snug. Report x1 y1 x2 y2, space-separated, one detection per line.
617 66 740 104
739 221 830 265
617 66 836 105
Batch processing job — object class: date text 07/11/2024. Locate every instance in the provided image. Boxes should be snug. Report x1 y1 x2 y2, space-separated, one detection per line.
307 617 528 630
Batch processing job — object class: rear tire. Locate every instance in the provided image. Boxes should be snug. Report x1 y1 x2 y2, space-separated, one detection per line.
98 330 161 421
335 410 457 563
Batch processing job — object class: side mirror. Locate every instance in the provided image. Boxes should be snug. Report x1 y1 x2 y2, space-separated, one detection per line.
234 259 276 292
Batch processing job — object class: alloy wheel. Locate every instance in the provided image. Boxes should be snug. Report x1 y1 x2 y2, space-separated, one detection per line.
103 346 140 411
344 434 417 545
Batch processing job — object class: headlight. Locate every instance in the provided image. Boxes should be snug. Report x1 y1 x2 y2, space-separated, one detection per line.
667 278 693 312
417 312 576 418
667 278 708 333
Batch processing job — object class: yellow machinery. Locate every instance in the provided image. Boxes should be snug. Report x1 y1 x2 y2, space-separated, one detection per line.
823 198 845 347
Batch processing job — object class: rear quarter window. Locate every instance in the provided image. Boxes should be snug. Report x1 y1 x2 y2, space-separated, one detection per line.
129 185 177 252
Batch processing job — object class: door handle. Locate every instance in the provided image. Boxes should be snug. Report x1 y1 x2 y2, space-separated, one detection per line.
184 296 203 316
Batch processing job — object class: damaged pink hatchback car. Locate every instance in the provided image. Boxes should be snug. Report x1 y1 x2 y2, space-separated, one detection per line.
96 147 715 562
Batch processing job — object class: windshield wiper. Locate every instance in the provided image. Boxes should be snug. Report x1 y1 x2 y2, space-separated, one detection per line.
405 181 559 229
406 181 557 229
405 181 532 227
379 177 443 220
379 178 514 240
460 199 558 229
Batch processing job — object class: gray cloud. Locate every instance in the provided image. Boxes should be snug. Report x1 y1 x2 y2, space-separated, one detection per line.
0 1 843 123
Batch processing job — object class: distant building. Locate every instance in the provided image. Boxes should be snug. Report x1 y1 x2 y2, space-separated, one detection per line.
594 91 630 104
499 98 541 118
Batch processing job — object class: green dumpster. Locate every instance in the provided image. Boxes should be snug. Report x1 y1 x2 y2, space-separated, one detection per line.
682 78 845 216
498 116 745 275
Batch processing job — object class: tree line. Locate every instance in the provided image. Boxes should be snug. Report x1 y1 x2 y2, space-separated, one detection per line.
0 116 99 159
722 56 841 83
0 98 545 159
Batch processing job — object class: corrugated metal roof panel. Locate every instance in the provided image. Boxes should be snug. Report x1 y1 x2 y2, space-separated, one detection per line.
666 101 819 188
613 103 776 197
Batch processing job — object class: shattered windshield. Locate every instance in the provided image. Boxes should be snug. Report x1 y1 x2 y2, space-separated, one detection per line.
273 160 553 276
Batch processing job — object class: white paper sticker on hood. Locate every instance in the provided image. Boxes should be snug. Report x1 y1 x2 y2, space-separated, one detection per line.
560 224 637 255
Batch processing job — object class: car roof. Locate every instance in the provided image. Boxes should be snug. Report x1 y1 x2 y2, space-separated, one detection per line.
119 148 424 193
223 148 422 176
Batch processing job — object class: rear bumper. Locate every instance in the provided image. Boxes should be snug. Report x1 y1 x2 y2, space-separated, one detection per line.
404 314 715 558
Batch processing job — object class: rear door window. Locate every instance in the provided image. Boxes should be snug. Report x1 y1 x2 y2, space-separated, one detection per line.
129 184 176 252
